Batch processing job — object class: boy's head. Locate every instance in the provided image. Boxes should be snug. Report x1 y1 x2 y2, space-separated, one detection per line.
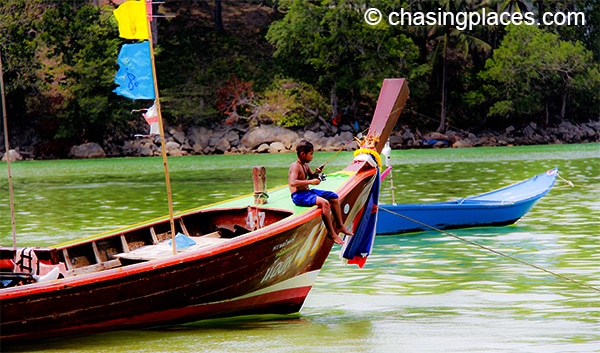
296 140 314 157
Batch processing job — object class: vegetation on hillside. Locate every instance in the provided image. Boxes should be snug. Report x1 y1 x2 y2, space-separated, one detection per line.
1 0 599 157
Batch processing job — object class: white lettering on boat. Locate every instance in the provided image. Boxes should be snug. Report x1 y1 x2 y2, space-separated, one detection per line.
273 237 295 252
246 209 266 230
261 223 327 284
261 255 294 283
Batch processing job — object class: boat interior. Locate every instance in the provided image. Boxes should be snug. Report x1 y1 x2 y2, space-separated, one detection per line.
0 206 293 288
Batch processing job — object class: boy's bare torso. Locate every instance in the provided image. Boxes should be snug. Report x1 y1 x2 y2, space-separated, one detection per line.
288 160 311 193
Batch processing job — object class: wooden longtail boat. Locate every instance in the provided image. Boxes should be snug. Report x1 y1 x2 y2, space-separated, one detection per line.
0 78 409 342
376 168 557 235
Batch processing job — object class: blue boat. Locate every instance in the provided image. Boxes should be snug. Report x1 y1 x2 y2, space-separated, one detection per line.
376 168 558 235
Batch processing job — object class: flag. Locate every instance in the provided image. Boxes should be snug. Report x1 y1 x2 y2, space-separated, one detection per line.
341 165 380 268
143 101 159 135
114 41 155 100
113 0 149 40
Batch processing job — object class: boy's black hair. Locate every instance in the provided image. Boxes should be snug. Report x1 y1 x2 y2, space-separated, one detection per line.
296 140 314 156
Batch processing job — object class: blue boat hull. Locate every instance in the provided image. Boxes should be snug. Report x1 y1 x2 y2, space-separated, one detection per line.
376 168 558 235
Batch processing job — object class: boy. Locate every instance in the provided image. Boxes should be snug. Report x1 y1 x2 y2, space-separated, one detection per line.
289 140 353 245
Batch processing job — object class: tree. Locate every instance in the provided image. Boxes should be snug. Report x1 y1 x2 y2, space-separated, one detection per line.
39 2 126 143
214 0 224 33
407 0 492 132
267 0 422 122
480 24 600 124
497 0 533 13
0 0 44 131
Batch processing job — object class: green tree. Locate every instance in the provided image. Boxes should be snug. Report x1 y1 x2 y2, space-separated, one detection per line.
497 0 533 13
0 0 44 130
481 24 600 124
267 0 423 122
407 0 492 132
39 2 125 142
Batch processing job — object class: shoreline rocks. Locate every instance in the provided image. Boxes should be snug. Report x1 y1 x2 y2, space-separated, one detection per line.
2 120 599 160
390 120 600 149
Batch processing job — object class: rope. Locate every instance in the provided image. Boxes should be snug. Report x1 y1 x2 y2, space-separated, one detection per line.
557 173 575 188
553 173 597 190
319 137 361 169
379 207 600 294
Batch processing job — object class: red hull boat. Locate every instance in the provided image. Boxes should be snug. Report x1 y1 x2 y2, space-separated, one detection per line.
0 78 409 343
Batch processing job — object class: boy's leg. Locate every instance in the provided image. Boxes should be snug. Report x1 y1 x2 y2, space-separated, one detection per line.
315 197 344 244
329 198 353 236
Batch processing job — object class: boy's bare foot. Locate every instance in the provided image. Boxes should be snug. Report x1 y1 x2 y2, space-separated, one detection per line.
328 233 345 245
337 226 354 236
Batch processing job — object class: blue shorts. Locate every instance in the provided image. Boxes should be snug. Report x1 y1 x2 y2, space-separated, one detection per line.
291 189 338 207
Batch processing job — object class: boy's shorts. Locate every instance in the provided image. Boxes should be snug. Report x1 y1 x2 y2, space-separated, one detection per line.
291 189 338 207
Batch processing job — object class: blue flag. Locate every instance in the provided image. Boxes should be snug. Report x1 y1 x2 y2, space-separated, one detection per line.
341 163 380 268
114 41 155 100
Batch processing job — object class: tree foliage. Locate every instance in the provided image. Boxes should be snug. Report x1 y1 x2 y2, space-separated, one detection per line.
1 0 599 154
39 2 127 142
267 0 425 121
0 0 44 128
481 24 600 123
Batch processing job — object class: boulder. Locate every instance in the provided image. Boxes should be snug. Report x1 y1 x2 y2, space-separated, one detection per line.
302 130 325 150
523 125 535 139
187 127 212 151
339 131 354 142
165 141 180 150
1 149 23 162
452 139 473 148
424 132 448 141
70 143 106 159
256 143 270 153
165 141 184 156
581 124 596 138
225 130 240 147
241 125 299 150
139 147 154 156
214 138 230 154
268 141 286 153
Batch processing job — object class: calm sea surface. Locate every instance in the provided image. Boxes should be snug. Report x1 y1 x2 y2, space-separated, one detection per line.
1 143 599 352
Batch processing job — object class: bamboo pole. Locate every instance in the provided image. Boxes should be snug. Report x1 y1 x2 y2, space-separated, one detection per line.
145 3 177 255
0 51 18 249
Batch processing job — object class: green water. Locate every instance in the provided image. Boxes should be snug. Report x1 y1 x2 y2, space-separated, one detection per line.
1 143 599 352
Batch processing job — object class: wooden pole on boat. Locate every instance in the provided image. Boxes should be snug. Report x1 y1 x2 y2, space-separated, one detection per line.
381 140 396 205
145 4 177 255
0 51 18 249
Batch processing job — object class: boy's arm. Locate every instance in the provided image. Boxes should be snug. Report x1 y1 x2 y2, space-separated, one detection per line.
289 163 320 188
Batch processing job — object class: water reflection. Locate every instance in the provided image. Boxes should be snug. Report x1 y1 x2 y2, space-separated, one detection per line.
1 144 599 352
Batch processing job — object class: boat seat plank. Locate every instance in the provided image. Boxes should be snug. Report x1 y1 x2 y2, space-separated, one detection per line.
67 259 122 276
113 235 230 262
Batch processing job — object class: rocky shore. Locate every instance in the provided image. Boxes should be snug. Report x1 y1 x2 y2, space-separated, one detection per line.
2 120 599 161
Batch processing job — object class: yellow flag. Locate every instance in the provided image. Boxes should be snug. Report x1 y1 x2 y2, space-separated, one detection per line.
113 1 149 40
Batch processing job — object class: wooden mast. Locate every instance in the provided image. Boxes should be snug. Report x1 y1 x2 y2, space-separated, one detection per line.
144 1 177 254
0 51 18 249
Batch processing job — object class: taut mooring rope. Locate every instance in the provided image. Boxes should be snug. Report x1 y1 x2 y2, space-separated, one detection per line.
379 207 600 294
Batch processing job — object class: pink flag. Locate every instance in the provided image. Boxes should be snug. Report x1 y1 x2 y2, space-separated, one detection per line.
143 101 159 135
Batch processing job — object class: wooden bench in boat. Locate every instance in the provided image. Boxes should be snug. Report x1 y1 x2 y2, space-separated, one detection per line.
113 232 230 262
